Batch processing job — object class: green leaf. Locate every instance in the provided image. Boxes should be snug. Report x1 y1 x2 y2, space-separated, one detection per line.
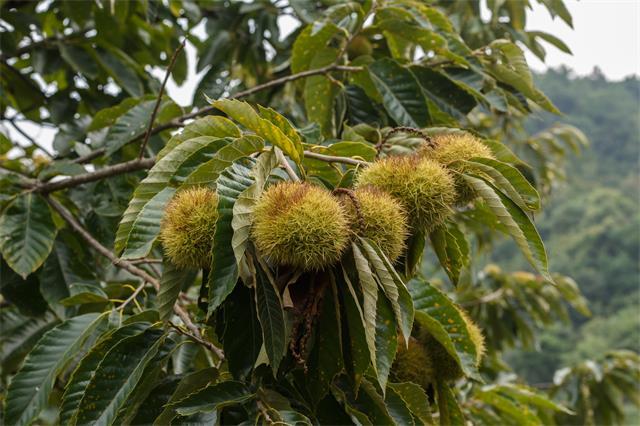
169 381 253 417
255 263 286 373
359 238 414 345
115 136 228 255
387 382 434 425
461 157 540 211
375 294 398 392
410 279 479 379
59 284 109 306
87 97 145 131
207 159 256 315
462 174 550 279
429 223 469 286
338 268 370 389
258 105 303 147
154 367 219 425
157 116 241 160
60 322 152 425
183 135 265 187
369 58 430 127
409 66 477 119
75 327 168 425
307 274 344 403
231 151 278 284
95 49 143 97
59 43 99 79
103 99 156 155
304 48 340 137
384 385 416 426
351 243 380 383
121 187 176 259
130 376 181 425
483 40 559 113
212 99 304 164
334 378 395 425
529 31 572 54
156 260 192 321
436 381 465 426
0 309 57 377
291 24 339 73
0 193 57 279
4 313 108 426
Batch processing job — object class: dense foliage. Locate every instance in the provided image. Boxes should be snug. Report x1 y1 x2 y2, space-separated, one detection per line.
1 1 638 425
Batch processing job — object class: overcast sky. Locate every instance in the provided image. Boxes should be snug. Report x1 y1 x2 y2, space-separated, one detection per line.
5 1 640 151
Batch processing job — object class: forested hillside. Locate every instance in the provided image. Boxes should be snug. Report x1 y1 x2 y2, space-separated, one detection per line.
501 68 640 383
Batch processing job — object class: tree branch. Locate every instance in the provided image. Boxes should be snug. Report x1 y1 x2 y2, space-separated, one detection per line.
30 158 154 193
73 63 364 164
138 40 186 159
44 196 223 358
275 148 300 182
6 118 53 157
0 29 92 61
303 150 369 166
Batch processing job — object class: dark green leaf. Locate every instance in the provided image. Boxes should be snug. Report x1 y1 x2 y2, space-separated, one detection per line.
369 58 430 127
207 159 256 315
0 193 57 279
156 260 193 321
255 263 286 373
169 381 253 417
5 313 108 426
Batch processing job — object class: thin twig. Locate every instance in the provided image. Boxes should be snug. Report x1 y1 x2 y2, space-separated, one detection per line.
275 147 300 182
139 40 186 159
6 118 53 157
44 196 223 357
128 258 163 265
73 64 363 164
0 29 91 61
168 322 225 363
116 281 148 311
303 150 369 166
29 158 154 193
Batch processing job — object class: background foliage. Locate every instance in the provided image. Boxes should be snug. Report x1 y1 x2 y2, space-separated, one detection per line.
1 1 638 425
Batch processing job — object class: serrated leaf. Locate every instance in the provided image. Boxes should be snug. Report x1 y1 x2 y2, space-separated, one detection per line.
183 135 264 187
388 382 434 425
351 243 379 382
359 238 414 345
121 187 176 259
304 48 340 137
291 24 339 73
75 327 167 426
375 294 398 392
87 97 146 132
231 151 278 284
410 279 479 379
334 378 395 425
307 274 344 403
368 58 430 127
169 381 253 417
409 66 477 119
115 136 228 255
0 309 57 376
60 322 152 425
338 268 370 389
104 99 156 155
0 193 57 279
483 40 559 113
153 367 219 425
212 99 304 164
157 116 241 160
429 223 469 286
4 313 108 426
255 263 286 373
462 174 550 279
384 385 416 426
461 157 540 211
156 260 193 321
207 159 256 315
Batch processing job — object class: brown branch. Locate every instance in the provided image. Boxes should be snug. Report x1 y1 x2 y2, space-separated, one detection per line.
138 40 186 159
45 196 223 358
275 148 300 182
303 150 369 166
74 64 363 164
31 158 154 193
168 322 225 362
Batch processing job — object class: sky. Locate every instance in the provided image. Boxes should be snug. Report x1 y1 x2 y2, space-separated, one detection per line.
5 0 640 152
